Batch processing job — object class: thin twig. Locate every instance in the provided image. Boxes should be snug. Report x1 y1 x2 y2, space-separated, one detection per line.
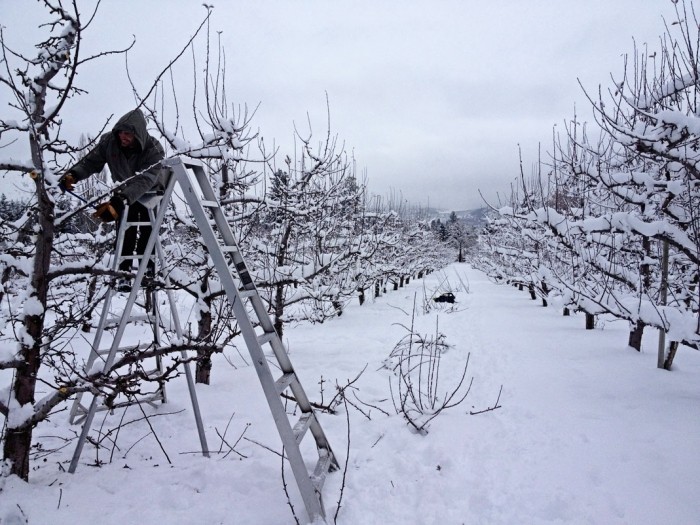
470 385 503 415
135 402 172 465
333 393 351 524
280 446 300 525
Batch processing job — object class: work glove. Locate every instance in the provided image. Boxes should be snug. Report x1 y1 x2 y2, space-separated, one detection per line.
93 196 125 222
58 172 76 192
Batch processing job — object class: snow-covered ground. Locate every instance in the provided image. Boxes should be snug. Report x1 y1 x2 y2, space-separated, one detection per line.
2 264 699 524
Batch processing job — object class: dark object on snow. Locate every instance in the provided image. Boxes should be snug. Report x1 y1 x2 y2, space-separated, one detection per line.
433 292 455 304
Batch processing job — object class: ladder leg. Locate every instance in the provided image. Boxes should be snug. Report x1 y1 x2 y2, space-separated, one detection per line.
68 394 101 473
68 211 130 425
181 349 210 457
152 216 210 457
69 174 209 470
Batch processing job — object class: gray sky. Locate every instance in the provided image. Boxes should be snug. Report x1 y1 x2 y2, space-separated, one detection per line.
1 1 682 210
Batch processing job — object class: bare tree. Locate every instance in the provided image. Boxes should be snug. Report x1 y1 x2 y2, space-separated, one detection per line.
251 106 366 337
478 1 700 360
0 1 117 479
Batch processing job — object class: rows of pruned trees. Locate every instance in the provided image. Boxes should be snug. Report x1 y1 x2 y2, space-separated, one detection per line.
472 0 700 369
0 2 464 481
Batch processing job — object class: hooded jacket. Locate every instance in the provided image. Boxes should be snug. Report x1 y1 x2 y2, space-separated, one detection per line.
69 109 166 204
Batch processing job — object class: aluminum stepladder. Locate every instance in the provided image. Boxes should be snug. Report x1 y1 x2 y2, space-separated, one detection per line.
68 171 209 473
166 156 339 522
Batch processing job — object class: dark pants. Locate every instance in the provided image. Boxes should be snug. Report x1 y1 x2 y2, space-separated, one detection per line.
118 202 154 274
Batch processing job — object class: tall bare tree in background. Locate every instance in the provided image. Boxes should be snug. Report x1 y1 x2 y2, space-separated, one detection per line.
253 113 365 337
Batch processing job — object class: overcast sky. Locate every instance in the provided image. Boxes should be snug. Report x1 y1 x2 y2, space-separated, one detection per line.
1 1 682 210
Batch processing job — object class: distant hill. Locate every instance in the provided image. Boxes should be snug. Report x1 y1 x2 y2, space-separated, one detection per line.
434 207 488 227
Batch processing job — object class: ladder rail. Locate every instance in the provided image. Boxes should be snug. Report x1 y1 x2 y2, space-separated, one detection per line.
168 157 338 521
68 199 134 423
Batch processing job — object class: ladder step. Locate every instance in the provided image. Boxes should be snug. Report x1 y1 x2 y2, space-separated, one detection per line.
69 404 89 425
136 192 164 210
311 449 334 490
292 412 314 444
275 372 296 393
97 391 165 412
239 288 257 299
107 314 151 326
220 246 239 253
70 389 166 424
96 342 153 356
106 314 151 326
201 200 219 207
257 331 276 347
125 221 152 227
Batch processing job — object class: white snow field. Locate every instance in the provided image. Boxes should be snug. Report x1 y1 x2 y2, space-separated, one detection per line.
2 264 699 524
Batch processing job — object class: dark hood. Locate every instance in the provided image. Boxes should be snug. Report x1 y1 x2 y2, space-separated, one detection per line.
112 109 149 151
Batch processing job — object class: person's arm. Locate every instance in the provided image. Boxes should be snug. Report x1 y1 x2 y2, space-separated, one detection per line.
67 134 110 182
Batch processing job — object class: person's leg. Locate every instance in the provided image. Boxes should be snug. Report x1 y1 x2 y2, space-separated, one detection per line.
132 202 154 275
118 204 141 273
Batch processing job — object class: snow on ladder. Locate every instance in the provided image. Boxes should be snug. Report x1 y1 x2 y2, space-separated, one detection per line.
168 156 340 521
68 171 209 472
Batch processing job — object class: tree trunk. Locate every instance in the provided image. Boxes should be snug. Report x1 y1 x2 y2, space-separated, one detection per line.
196 308 213 384
541 280 549 307
273 281 285 338
332 298 343 316
272 225 293 339
195 352 212 384
585 312 595 330
663 341 679 370
2 12 75 480
4 166 54 480
374 281 380 298
627 320 645 352
358 288 365 305
0 265 12 306
528 283 536 300
81 275 98 333
194 272 213 384
563 307 570 316
220 163 230 200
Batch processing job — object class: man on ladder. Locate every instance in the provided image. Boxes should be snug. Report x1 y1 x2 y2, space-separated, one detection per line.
59 108 167 291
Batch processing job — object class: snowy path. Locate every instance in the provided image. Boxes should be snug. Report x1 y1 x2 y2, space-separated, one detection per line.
2 265 699 524
292 265 700 524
